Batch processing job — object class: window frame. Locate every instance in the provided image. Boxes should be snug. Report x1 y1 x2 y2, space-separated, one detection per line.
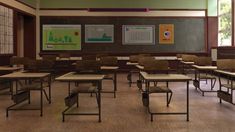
0 4 14 55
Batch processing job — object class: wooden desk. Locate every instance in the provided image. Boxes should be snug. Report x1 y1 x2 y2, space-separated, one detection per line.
0 66 22 95
180 61 195 65
69 65 118 98
126 62 138 66
192 65 217 96
100 66 119 98
0 66 22 72
0 71 51 117
140 71 191 121
215 70 235 104
56 72 105 122
215 70 235 76
135 65 144 70
126 62 139 87
180 61 195 74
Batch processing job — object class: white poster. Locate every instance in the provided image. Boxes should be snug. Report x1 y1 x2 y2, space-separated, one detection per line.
122 25 155 45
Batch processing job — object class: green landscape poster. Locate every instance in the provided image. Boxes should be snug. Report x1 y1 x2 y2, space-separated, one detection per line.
85 25 114 43
42 25 81 50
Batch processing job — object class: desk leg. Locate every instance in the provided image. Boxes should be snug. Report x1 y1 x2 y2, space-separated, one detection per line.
187 81 189 121
16 80 18 94
40 80 43 117
10 81 13 99
49 76 51 104
68 81 71 95
114 72 117 98
127 71 133 87
98 81 102 122
194 69 197 90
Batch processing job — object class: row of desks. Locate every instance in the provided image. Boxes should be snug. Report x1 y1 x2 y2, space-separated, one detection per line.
0 65 193 122
128 60 235 100
0 65 118 122
0 70 192 122
1 62 235 122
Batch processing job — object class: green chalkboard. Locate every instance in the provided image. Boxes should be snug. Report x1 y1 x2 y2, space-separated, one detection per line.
40 16 206 54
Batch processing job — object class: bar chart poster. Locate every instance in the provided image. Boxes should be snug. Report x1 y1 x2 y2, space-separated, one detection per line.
42 25 81 50
85 25 114 43
122 25 155 45
159 24 174 44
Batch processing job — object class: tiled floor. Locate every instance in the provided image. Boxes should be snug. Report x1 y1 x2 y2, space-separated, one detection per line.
0 73 235 132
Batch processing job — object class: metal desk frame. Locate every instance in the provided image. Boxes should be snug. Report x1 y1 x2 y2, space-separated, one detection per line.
192 65 217 96
0 72 51 117
56 72 104 122
140 72 191 122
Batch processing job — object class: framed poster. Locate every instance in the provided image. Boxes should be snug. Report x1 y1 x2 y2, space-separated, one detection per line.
42 25 81 50
122 25 155 45
159 24 174 44
85 25 114 43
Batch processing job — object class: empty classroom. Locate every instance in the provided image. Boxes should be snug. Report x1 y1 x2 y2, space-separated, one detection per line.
0 0 235 132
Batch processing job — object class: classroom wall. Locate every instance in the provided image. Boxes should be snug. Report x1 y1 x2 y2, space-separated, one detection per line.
0 0 36 15
36 10 207 58
1 0 220 61
0 0 36 65
39 0 217 16
16 0 37 8
40 0 207 9
207 0 218 16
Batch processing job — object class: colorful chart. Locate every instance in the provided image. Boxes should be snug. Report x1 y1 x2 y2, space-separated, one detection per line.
42 25 81 50
85 25 114 43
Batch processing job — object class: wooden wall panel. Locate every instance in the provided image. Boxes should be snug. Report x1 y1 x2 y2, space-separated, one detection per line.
207 17 218 53
24 15 36 59
217 46 235 59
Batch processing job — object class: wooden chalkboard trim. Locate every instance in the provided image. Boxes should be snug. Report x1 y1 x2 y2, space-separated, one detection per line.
40 16 207 54
39 8 205 11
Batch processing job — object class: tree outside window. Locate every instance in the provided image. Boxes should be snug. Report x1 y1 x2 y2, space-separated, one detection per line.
218 0 232 46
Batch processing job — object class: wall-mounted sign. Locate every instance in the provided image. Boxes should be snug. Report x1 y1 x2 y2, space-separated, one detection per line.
159 24 174 44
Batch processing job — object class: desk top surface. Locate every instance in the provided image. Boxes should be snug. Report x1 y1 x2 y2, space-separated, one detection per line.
56 72 105 81
192 65 217 70
0 66 22 71
140 72 191 81
0 71 50 78
100 66 119 70
180 61 195 65
136 65 144 70
126 62 139 65
215 70 235 76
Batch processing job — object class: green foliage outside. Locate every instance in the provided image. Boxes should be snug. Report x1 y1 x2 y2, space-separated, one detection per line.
219 0 232 45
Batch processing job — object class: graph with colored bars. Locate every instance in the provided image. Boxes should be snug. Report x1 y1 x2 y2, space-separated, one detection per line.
42 25 81 50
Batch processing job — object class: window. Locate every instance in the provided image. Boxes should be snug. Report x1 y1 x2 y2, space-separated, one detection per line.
0 5 13 54
218 0 232 46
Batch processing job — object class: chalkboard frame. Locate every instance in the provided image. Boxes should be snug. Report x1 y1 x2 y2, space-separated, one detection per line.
40 16 207 55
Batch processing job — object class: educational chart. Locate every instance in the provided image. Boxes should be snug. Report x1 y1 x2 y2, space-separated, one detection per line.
159 24 174 44
122 25 155 45
85 25 114 43
42 25 81 50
